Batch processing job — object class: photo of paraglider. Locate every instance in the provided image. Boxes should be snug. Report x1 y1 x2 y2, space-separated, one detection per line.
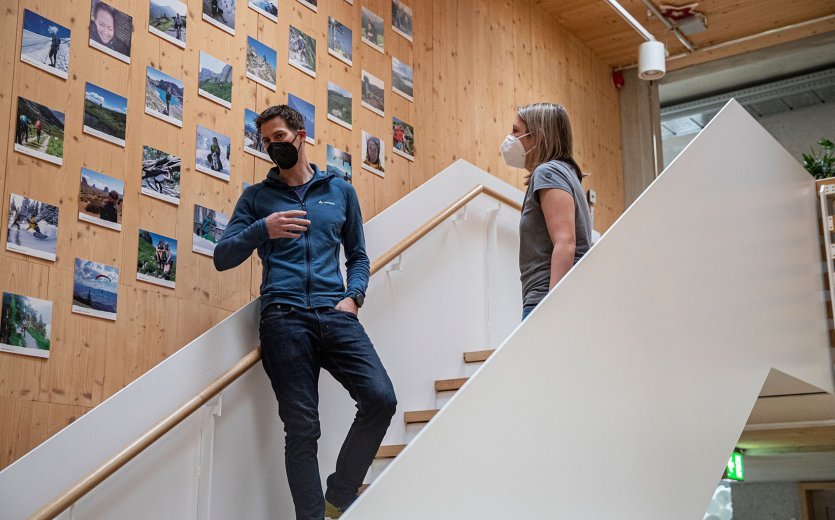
149 0 187 48
14 96 65 166
136 229 177 288
192 205 229 257
78 168 124 231
195 125 231 181
0 292 52 359
142 145 181 205
20 9 71 80
145 66 184 127
72 258 119 321
89 0 133 64
326 145 352 183
6 193 59 261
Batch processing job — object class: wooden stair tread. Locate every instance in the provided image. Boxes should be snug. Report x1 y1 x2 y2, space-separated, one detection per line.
463 349 495 363
435 377 469 392
376 444 406 458
404 409 439 424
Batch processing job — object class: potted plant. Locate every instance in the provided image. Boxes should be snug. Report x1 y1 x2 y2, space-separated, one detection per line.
803 138 834 179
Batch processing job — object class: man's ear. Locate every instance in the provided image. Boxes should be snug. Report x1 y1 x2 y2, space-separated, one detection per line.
298 129 307 142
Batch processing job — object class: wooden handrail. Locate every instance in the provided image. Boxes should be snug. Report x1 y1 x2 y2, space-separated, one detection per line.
32 185 521 519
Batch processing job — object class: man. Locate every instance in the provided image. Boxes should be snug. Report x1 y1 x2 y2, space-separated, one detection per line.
99 190 119 223
214 105 396 520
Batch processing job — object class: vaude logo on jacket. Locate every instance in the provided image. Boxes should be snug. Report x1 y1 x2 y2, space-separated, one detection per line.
318 200 336 205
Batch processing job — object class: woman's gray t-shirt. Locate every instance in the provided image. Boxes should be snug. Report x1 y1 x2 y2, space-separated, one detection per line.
519 160 592 308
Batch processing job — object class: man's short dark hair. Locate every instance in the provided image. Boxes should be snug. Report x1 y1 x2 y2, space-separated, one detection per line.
255 105 305 134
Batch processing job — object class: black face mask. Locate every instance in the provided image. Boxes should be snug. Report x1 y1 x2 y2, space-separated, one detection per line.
267 133 301 169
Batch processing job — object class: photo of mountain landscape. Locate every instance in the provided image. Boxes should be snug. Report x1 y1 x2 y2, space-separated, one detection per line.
145 66 184 127
246 36 277 90
198 51 233 108
83 82 128 147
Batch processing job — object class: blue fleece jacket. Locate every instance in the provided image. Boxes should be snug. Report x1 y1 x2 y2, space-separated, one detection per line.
213 164 370 312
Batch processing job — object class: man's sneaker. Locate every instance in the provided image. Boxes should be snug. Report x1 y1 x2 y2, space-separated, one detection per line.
324 499 344 519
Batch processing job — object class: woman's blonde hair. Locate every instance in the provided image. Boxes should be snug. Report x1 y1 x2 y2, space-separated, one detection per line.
517 103 582 183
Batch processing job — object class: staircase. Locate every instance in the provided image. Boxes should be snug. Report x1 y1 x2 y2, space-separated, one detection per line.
1 100 833 519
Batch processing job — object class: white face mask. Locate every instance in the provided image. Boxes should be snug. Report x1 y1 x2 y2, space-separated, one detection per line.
500 133 532 168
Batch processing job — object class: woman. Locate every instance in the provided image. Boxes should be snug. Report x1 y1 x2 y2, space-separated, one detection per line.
363 136 384 173
501 103 592 320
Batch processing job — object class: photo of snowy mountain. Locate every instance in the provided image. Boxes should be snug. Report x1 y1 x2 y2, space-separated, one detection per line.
6 193 59 261
195 126 231 180
192 205 229 257
244 108 270 161
20 9 71 79
248 0 277 22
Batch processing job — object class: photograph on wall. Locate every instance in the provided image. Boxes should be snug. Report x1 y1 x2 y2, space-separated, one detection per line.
244 108 270 161
288 93 315 145
83 82 128 147
361 131 385 178
6 193 59 261
14 96 65 166
193 205 229 257
297 0 317 12
392 57 414 102
136 229 177 288
327 82 352 130
198 51 233 109
246 36 277 91
89 0 133 64
202 0 236 35
391 0 413 42
361 7 384 53
326 145 352 183
196 125 231 180
142 145 181 205
392 116 415 161
0 292 52 359
79 168 124 231
72 258 119 321
20 9 71 80
361 70 385 117
248 0 277 22
149 0 187 48
288 25 316 78
145 66 184 127
327 17 352 66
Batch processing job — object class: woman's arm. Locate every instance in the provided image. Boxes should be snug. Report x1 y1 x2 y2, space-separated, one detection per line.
539 188 576 289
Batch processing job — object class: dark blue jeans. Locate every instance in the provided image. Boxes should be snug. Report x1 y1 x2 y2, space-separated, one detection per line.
259 305 397 520
522 302 538 321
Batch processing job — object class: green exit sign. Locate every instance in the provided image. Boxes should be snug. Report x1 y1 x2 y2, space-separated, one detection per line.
724 451 745 481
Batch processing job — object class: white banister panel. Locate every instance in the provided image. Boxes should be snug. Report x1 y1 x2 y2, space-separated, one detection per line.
343 100 834 519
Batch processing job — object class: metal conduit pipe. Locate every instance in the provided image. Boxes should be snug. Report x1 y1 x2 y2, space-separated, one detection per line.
605 0 656 42
641 0 696 52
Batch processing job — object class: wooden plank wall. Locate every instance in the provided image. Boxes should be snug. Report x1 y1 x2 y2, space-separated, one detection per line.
0 0 622 469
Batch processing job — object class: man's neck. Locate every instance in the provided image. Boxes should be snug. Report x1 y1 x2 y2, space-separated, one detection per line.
278 159 315 187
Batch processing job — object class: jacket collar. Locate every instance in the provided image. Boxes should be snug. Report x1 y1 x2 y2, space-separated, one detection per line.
265 163 333 189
